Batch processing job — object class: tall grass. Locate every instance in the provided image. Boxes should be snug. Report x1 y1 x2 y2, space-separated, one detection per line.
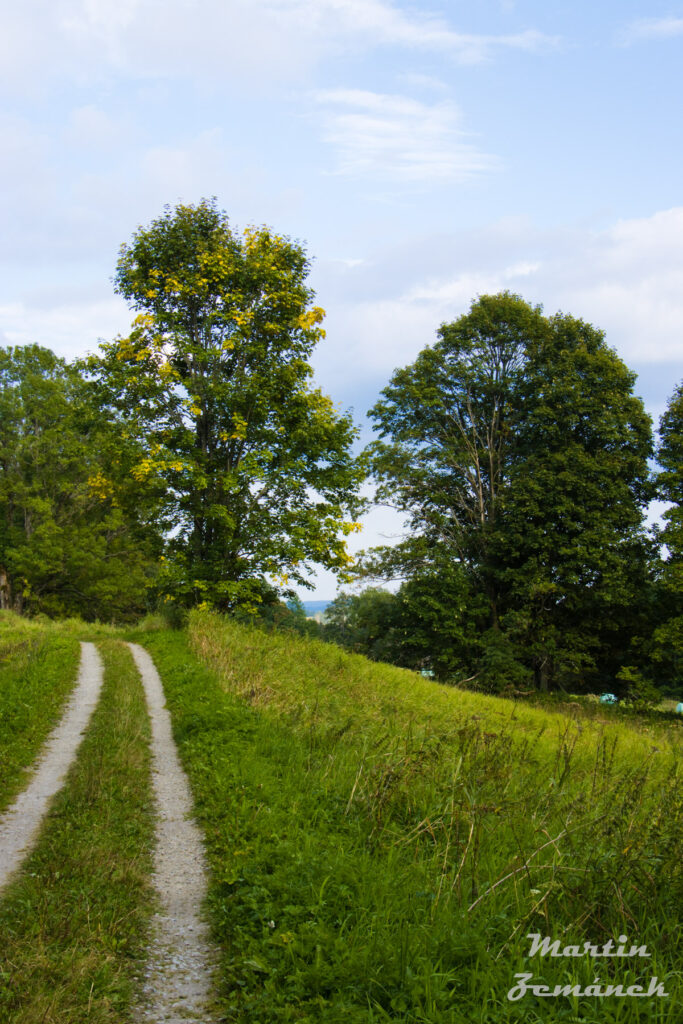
0 640 156 1023
0 611 80 813
138 612 682 1023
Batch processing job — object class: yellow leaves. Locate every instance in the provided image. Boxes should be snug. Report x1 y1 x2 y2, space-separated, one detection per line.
87 471 115 500
146 290 157 299
341 521 363 536
297 306 326 331
131 458 154 481
242 225 259 251
158 361 178 381
229 413 248 441
132 313 156 329
132 454 185 481
232 309 253 329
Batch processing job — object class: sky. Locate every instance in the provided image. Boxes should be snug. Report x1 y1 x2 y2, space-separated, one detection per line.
2 0 683 599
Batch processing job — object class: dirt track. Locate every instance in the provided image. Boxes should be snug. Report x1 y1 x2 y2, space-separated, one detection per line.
128 642 218 1023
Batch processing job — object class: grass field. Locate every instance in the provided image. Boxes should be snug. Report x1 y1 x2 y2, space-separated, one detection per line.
134 609 682 1023
0 639 156 1024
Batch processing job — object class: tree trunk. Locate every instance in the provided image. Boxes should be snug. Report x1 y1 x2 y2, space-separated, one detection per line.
534 655 549 692
0 568 11 610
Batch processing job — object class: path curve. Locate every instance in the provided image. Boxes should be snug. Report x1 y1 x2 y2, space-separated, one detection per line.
0 641 104 891
128 642 218 1024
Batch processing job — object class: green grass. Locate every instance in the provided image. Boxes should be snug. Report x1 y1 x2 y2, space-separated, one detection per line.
0 639 156 1024
0 611 80 814
135 611 682 1023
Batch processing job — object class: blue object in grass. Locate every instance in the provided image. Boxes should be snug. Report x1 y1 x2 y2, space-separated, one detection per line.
676 702 683 714
600 693 618 704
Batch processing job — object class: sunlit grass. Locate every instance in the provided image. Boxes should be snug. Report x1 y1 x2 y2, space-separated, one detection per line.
135 611 681 1023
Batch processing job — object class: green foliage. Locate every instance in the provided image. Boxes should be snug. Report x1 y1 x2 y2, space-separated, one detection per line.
616 665 662 712
323 587 404 662
234 593 324 639
0 344 163 621
369 293 654 692
91 199 365 612
136 612 681 1022
653 381 683 689
357 537 489 679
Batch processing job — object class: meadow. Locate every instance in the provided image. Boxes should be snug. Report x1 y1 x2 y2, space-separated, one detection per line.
141 610 682 1023
0 608 681 1022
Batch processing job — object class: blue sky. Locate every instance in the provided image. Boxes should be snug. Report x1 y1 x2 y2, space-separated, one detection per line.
2 0 682 597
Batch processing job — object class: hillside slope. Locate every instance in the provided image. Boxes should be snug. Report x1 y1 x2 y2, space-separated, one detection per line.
137 610 682 1023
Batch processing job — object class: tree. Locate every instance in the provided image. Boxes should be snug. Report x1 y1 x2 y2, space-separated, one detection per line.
0 344 162 620
652 381 683 688
323 587 403 662
369 293 653 691
91 200 364 611
357 536 485 678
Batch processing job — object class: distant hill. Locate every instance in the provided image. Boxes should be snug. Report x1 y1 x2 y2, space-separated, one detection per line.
301 600 331 618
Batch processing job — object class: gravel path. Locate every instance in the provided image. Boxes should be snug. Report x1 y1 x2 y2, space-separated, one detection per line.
128 642 218 1024
0 641 104 891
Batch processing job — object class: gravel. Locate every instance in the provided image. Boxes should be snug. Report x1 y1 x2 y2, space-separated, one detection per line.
128 642 219 1024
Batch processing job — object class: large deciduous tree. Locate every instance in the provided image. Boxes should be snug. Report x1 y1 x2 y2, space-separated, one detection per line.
368 293 653 691
92 200 364 610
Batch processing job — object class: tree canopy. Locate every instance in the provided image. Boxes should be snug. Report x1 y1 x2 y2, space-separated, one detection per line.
90 200 365 611
0 344 162 620
368 293 654 691
652 381 683 686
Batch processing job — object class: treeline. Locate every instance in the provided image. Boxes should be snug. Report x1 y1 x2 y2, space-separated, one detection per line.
1 200 681 698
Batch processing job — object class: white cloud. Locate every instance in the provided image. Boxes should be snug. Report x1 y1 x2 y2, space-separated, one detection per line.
620 16 683 44
0 295 130 361
316 89 495 183
313 207 683 388
0 0 557 92
281 0 556 63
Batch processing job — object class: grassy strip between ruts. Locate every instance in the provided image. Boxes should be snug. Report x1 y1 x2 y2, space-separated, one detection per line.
0 612 80 815
0 639 156 1024
138 618 682 1024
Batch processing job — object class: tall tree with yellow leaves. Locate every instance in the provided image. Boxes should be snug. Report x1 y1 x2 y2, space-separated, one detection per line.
92 200 364 611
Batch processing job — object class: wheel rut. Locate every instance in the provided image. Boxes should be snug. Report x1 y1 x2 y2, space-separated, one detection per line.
128 642 218 1024
0 641 104 891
